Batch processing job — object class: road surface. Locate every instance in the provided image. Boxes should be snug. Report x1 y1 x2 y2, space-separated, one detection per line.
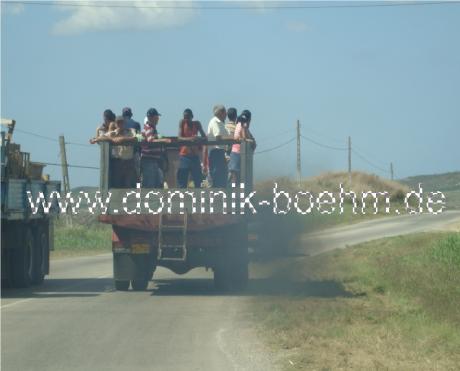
300 210 460 256
2 210 460 371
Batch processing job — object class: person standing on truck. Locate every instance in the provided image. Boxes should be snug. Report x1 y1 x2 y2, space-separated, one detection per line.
95 109 115 138
122 107 141 133
177 108 207 188
225 107 238 138
229 110 256 185
207 105 231 188
122 107 142 180
141 108 170 188
91 115 140 188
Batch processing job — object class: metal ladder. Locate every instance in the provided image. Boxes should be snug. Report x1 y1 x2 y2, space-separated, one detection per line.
158 212 188 261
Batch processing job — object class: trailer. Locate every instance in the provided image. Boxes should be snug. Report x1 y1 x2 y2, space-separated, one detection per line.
97 139 254 291
1 119 60 288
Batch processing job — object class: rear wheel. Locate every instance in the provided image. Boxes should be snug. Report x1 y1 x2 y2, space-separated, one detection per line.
213 226 249 292
10 226 34 288
32 224 48 285
114 280 130 291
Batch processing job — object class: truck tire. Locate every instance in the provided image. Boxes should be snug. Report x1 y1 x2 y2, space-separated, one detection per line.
231 247 249 290
213 250 248 291
131 279 148 291
114 280 130 291
32 223 48 285
11 226 35 288
213 265 231 291
213 225 249 292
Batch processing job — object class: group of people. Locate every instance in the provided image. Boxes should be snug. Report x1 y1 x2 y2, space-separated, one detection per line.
89 105 256 189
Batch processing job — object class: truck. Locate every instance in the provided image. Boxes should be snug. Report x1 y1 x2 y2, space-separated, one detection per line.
1 119 61 288
97 139 254 291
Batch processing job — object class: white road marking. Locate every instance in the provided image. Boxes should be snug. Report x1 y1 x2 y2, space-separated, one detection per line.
0 298 35 309
1 275 111 310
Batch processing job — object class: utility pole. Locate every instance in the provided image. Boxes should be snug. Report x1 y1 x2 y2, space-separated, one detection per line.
59 135 72 227
296 120 301 187
390 162 394 181
348 136 352 185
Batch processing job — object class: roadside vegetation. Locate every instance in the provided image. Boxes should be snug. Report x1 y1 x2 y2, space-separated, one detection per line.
52 212 111 258
251 232 460 370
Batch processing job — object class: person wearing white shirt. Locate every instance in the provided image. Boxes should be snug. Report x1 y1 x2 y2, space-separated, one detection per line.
207 104 229 187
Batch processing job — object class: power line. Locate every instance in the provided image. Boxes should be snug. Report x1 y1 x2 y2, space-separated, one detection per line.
301 134 347 151
14 128 58 143
255 137 296 155
65 141 94 148
301 126 345 146
352 148 390 174
4 0 460 9
257 127 295 143
40 161 99 170
352 143 388 169
13 128 94 148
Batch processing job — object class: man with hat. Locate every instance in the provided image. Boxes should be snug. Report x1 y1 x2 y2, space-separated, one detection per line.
141 108 170 188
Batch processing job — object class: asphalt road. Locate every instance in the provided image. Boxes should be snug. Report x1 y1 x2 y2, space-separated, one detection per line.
300 210 460 256
1 257 272 371
2 210 460 371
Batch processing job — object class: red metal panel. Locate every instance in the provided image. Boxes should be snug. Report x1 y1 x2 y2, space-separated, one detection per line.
99 214 243 232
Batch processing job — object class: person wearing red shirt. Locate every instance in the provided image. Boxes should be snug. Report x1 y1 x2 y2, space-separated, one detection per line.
177 108 206 188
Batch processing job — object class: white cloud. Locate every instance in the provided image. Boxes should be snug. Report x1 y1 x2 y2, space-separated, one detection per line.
52 1 197 35
286 20 308 33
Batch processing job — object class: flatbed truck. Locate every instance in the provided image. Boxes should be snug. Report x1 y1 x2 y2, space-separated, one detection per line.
1 119 60 288
97 139 254 291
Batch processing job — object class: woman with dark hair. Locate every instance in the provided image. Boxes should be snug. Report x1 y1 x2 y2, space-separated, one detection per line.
95 109 115 138
228 110 256 184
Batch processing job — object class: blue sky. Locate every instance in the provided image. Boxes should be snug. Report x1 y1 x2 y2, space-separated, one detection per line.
2 1 459 187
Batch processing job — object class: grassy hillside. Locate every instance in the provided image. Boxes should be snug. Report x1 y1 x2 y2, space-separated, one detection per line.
400 171 460 209
400 171 460 192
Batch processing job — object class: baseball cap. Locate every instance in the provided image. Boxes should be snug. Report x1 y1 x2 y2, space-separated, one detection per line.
146 108 161 117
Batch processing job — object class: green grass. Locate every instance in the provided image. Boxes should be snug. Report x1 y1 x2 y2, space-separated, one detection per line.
52 219 112 258
250 232 460 370
445 190 460 210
